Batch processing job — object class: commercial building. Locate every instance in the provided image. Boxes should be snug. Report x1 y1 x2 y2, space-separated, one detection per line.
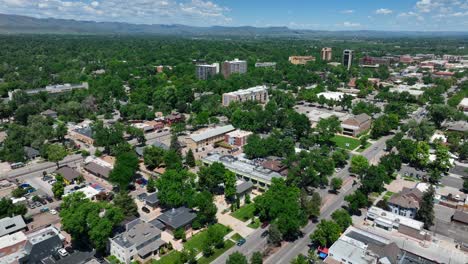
359 55 390 66
18 226 65 264
317 91 354 102
342 50 353 70
399 55 414 64
195 63 219 80
186 125 236 152
109 218 165 264
8 82 89 100
325 226 401 264
255 62 276 68
222 59 247 78
224 129 253 147
222 85 268 107
289 56 316 65
0 216 27 237
341 114 372 137
202 154 284 189
321 48 333 61
0 232 27 260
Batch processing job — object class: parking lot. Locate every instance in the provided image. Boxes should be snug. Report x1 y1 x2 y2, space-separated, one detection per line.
432 204 468 244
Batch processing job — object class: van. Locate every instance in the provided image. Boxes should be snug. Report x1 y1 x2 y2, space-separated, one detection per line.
11 162 25 169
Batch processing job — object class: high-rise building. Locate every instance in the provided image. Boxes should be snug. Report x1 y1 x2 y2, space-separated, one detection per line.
222 59 247 78
321 47 332 61
343 50 353 70
195 63 219 80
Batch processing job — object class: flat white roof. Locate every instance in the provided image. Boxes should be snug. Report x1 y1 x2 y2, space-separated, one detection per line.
190 125 235 143
459 97 468 107
226 129 253 138
0 231 26 248
367 206 424 230
224 85 267 96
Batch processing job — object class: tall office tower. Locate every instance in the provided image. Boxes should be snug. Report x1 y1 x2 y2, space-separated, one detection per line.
321 47 333 61
195 63 219 80
343 50 353 70
222 59 247 78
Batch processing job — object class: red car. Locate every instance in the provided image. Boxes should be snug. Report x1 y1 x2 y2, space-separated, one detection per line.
261 222 269 229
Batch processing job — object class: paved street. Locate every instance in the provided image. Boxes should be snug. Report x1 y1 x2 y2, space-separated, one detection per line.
441 174 464 190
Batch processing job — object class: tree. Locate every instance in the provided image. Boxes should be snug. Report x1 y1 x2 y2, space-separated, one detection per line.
60 192 124 251
113 191 139 217
192 191 217 226
143 146 165 169
345 190 368 215
226 252 248 264
251 252 263 264
330 178 343 192
406 119 435 141
291 254 309 264
371 114 399 139
46 144 67 168
331 209 352 231
109 152 139 189
416 185 435 229
463 177 468 193
315 116 342 144
198 162 227 193
186 149 196 167
0 198 27 218
147 177 157 193
12 187 26 198
52 182 64 199
300 190 321 220
267 223 283 246
428 104 453 128
173 228 186 240
433 144 452 172
310 220 341 247
224 170 237 201
360 136 368 149
350 155 369 177
55 123 67 142
202 224 226 257
156 169 196 208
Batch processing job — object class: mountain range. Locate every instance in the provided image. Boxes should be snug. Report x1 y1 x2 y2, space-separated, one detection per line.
1 13 467 38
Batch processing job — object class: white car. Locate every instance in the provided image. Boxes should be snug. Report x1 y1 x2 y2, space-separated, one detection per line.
50 209 57 215
57 248 68 257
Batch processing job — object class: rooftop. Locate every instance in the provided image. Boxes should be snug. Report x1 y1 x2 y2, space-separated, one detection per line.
190 125 235 143
55 166 80 182
157 207 196 230
112 219 162 249
224 85 268 96
0 215 26 237
367 206 424 231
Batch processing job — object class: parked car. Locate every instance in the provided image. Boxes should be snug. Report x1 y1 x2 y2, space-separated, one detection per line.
236 238 246 246
142 207 150 213
45 196 53 203
50 209 57 215
57 248 68 257
261 222 269 229
28 203 36 209
261 231 269 238
40 207 50 213
34 201 42 207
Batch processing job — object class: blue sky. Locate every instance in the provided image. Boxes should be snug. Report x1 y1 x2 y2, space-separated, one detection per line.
1 0 468 31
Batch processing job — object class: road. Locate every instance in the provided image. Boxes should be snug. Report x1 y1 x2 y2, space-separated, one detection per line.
441 174 464 190
1 154 83 179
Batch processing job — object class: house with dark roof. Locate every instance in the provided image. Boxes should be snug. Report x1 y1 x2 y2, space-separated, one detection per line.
341 113 372 137
54 166 80 185
145 193 159 208
109 218 165 264
0 216 27 237
388 187 423 219
236 180 254 200
157 207 196 232
23 147 40 160
84 162 111 179
18 226 65 264
40 109 57 119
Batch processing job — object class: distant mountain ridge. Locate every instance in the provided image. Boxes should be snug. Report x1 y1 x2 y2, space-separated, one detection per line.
1 13 467 38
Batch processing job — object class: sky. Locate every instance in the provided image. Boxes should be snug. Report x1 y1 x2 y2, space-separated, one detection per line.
1 0 468 31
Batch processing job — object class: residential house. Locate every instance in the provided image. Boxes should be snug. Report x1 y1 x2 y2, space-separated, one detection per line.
40 109 58 119
54 166 80 185
186 125 236 152
17 226 65 264
145 193 159 209
0 216 27 237
341 113 372 137
458 98 468 112
109 219 165 264
164 112 184 126
156 207 196 232
84 162 111 179
388 187 423 219
23 147 40 160
70 126 94 145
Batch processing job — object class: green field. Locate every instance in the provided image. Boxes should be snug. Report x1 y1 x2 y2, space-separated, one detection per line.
383 191 394 201
248 217 261 229
331 135 361 150
184 224 231 253
231 203 256 222
152 251 183 264
231 233 243 242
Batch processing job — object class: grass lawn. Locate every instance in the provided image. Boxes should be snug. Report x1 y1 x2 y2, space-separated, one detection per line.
184 224 231 254
403 176 417 182
231 203 256 222
383 191 394 201
331 135 361 150
247 217 261 229
152 251 183 264
231 233 243 242
198 240 235 264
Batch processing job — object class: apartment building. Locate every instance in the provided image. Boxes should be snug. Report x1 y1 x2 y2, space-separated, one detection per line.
254 62 276 68
186 125 236 152
222 85 268 107
224 129 253 147
195 63 219 80
222 59 247 78
343 50 353 70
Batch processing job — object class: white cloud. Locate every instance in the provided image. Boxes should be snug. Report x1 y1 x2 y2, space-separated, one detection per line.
340 9 354 14
341 21 361 27
0 0 232 25
375 8 393 15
